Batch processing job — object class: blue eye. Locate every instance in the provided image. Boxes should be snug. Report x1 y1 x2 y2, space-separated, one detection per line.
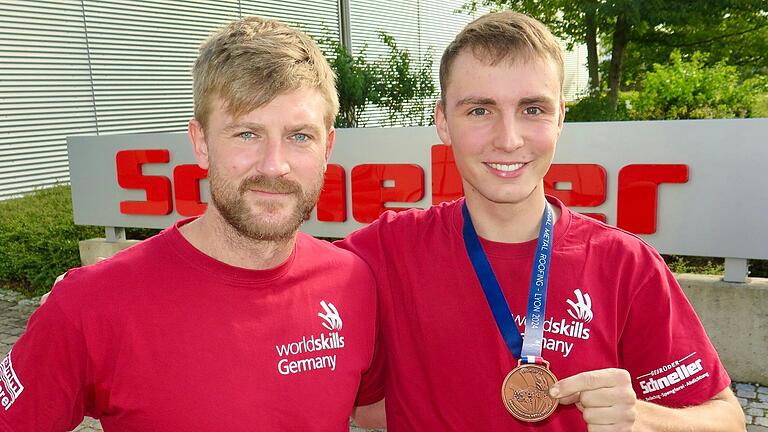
293 133 309 142
238 131 255 140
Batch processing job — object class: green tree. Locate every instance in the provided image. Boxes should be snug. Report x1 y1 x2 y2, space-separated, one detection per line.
465 0 767 111
376 34 436 126
322 38 380 128
322 33 436 128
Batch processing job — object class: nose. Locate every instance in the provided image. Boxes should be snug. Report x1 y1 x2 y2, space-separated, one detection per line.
494 113 524 152
256 137 290 177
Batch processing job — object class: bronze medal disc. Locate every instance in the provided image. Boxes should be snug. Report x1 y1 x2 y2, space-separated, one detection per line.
501 363 559 422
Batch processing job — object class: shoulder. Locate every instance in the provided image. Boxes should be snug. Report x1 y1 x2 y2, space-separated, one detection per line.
563 208 667 269
335 200 460 262
350 199 460 242
49 230 172 313
298 233 375 276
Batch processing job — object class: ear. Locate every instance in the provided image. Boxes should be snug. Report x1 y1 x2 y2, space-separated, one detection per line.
435 100 452 146
188 118 210 170
324 127 336 170
325 127 336 161
557 98 566 132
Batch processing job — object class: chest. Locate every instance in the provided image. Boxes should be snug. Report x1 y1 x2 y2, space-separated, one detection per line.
86 285 371 430
380 245 624 375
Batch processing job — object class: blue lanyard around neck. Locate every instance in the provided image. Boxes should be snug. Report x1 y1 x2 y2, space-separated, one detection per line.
461 201 555 363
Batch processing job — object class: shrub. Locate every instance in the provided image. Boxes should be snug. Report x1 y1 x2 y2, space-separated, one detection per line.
630 51 766 120
0 185 157 296
565 92 632 122
753 93 768 118
662 255 767 278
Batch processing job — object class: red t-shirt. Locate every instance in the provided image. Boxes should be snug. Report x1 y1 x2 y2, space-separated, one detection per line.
339 197 730 431
0 220 377 431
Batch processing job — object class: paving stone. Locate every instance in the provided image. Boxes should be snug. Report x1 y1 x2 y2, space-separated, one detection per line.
740 389 759 399
1 327 23 337
748 425 768 432
740 397 751 407
0 335 18 345
73 417 101 432
749 408 766 417
760 386 768 394
757 417 768 428
738 383 758 392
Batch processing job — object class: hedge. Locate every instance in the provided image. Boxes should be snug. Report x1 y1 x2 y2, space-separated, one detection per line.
0 185 157 296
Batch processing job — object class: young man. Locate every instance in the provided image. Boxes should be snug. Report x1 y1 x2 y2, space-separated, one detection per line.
347 11 745 431
0 17 377 431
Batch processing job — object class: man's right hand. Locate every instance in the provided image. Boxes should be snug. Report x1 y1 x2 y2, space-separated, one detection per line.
39 272 67 306
352 399 386 429
41 256 109 306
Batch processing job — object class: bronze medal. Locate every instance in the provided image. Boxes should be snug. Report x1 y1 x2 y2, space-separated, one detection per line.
501 360 559 422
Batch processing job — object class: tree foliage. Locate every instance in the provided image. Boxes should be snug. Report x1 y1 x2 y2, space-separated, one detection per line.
322 33 436 128
322 38 380 128
622 8 768 86
376 34 436 126
465 0 768 111
566 50 767 121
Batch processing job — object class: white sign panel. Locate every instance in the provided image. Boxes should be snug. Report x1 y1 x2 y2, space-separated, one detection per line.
68 119 768 260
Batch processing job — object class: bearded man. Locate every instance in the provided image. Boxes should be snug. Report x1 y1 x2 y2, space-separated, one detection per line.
0 16 377 431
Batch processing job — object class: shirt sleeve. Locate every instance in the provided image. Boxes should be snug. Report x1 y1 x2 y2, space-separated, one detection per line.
0 295 90 431
353 310 386 406
337 220 390 407
619 253 731 408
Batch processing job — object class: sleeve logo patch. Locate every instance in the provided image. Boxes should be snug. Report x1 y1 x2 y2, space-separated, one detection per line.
636 352 710 401
0 349 24 410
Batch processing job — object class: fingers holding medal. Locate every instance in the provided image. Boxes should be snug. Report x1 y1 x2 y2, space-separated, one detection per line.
549 368 637 429
502 361 559 422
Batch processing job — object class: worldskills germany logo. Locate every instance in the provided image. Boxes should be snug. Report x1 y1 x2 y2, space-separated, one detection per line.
566 288 593 323
319 300 342 331
275 300 345 375
513 289 595 358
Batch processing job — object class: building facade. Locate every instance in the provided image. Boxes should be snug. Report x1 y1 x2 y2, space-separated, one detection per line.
0 0 589 200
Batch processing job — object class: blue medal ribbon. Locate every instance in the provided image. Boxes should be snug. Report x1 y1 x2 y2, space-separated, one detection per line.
462 200 554 364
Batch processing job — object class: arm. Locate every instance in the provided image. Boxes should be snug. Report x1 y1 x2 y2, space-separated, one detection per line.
634 387 744 432
352 399 386 429
551 368 745 432
0 293 90 430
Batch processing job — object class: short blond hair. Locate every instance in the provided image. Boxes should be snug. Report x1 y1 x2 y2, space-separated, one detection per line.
193 16 339 129
439 11 564 102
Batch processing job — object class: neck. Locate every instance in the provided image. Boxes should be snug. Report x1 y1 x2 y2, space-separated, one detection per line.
179 211 296 270
464 187 558 243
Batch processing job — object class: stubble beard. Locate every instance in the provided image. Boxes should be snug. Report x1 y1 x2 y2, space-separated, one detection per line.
208 167 323 242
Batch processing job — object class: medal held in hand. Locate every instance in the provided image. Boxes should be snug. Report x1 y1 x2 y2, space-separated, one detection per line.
462 201 558 422
502 358 558 422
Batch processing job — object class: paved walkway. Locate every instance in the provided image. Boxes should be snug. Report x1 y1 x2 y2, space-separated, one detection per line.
0 289 762 431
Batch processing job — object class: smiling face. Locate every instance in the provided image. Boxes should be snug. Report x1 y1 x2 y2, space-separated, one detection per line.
436 50 564 210
189 88 334 242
